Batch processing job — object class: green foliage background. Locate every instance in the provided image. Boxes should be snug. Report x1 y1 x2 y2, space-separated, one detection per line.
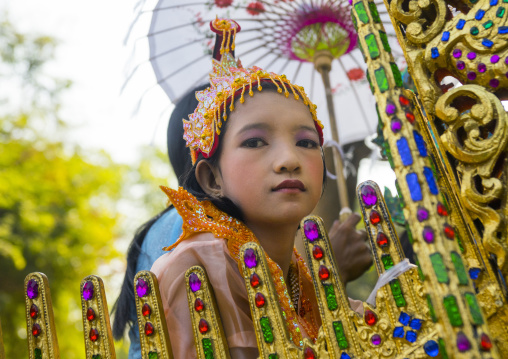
0 18 173 358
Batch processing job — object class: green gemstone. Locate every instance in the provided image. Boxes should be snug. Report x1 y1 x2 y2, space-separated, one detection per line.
374 67 389 92
465 292 483 324
497 7 505 17
379 31 391 52
430 253 449 283
503 0 508 3
381 254 394 270
323 284 339 311
366 70 374 94
483 20 493 29
391 63 403 87
365 34 380 59
260 317 274 343
443 295 463 327
351 9 358 31
354 2 369 23
450 252 468 285
332 321 349 349
368 2 381 22
92 355 102 359
34 348 42 359
390 279 407 307
414 254 425 281
202 338 214 359
470 26 479 35
148 352 157 359
470 0 478 3
427 294 437 322
269 354 279 359
438 338 449 359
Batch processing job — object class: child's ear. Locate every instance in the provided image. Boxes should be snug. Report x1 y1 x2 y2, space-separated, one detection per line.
195 160 223 197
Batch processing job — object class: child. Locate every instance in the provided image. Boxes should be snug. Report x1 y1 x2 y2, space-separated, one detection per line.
151 18 363 358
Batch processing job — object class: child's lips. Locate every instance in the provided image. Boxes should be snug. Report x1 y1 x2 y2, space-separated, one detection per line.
272 179 305 192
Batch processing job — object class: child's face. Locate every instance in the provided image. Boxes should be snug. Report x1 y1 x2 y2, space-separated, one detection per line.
214 91 323 228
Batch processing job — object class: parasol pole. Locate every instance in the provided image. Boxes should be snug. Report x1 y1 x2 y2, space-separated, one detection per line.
313 50 350 213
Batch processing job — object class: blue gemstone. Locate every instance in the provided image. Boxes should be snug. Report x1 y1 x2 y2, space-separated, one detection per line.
456 19 466 29
469 267 481 280
476 9 485 20
423 167 438 195
424 340 439 357
491 0 499 4
393 326 405 338
397 137 413 166
441 32 450 41
406 330 417 343
413 130 427 157
409 318 423 330
340 353 351 359
482 39 494 48
399 312 410 325
499 26 508 34
406 173 423 201
431 47 439 59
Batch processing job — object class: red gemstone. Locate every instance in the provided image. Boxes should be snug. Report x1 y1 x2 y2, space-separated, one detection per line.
142 303 151 317
304 347 316 359
250 273 261 288
365 310 377 326
89 328 99 342
312 245 324 260
144 322 155 336
376 232 389 247
480 333 492 351
194 298 204 312
30 304 39 319
444 225 455 239
399 95 410 106
318 265 330 280
437 202 448 216
32 323 41 337
255 292 266 308
406 112 415 124
370 210 381 225
199 319 209 334
86 307 96 321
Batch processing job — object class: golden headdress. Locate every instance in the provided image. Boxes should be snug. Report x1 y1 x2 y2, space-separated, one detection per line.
183 18 324 164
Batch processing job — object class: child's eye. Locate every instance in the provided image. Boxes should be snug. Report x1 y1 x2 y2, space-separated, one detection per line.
242 138 266 148
297 139 318 148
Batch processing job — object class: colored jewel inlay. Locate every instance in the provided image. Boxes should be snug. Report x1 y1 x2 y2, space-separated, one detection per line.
255 292 266 307
437 202 448 216
481 333 492 351
498 7 506 17
303 347 316 359
494 54 502 63
304 220 319 241
90 328 99 342
375 67 389 92
370 210 381 224
34 348 42 359
87 307 96 321
452 49 462 58
371 334 381 345
30 304 39 319
381 254 394 270
393 326 404 338
467 52 477 60
478 63 486 73
482 39 493 48
27 279 39 299
406 330 417 343
465 292 483 325
490 79 500 88
469 267 481 280
202 338 214 358
441 31 450 41
145 322 155 336
198 319 209 334
354 2 369 23
376 232 389 247
483 20 493 29
413 130 427 157
430 253 449 283
250 273 261 287
142 303 152 317
397 137 413 166
405 111 415 124
390 279 407 307
423 167 438 195
457 19 466 29
368 2 381 22
365 310 377 325
189 273 202 292
476 9 485 20
427 295 437 322
32 323 42 337
467 71 477 80
194 298 204 312
470 27 479 35
244 248 258 268
148 352 158 359
260 317 274 343
92 355 101 359
333 321 349 349
450 252 468 285
323 284 338 310
406 173 423 201
456 61 465 70
417 207 429 222
491 0 498 4
424 340 439 357
499 26 508 34
361 185 377 206
431 47 439 59
399 95 409 106
340 353 351 359
391 63 403 87
269 355 279 359
444 224 455 239
385 101 396 115
379 31 391 52
318 265 330 280
399 312 410 325
443 295 463 327
409 318 422 330
136 278 149 297
457 332 471 352
83 281 94 301
312 245 324 259
365 34 380 59
438 338 449 358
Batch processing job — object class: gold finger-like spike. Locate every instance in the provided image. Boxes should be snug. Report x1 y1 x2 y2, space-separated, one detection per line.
185 266 230 359
80 275 115 359
24 272 60 359
134 271 173 359
239 243 299 359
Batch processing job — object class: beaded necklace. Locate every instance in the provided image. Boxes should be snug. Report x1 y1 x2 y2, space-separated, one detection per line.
161 186 320 347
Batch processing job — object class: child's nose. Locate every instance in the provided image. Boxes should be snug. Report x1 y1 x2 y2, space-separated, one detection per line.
273 146 301 173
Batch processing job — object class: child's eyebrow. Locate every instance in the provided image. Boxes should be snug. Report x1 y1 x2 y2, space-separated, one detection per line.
297 125 318 134
237 123 270 134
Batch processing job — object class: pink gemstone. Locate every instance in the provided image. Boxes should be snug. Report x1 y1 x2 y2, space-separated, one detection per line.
490 79 499 88
83 281 94 301
136 278 150 297
467 72 477 80
303 220 319 241
244 248 258 268
491 55 500 63
391 118 402 133
422 227 434 243
189 273 201 292
27 279 39 299
371 334 382 345
478 63 486 73
361 185 377 206
385 102 396 115
467 52 476 60
452 49 462 58
417 207 429 222
457 332 471 352
456 61 465 70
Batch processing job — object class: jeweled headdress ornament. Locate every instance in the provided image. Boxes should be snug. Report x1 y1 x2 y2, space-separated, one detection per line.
183 18 325 164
